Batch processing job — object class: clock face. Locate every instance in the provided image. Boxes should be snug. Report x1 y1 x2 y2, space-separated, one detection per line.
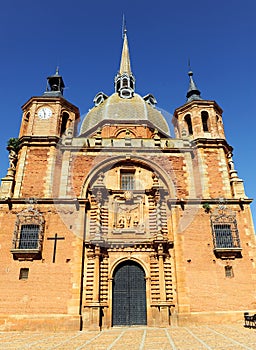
38 107 52 120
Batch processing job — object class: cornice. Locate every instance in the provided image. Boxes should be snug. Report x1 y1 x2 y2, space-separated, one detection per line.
21 96 79 114
173 99 223 116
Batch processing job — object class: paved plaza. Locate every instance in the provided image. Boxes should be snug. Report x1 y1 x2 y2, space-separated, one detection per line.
0 325 255 350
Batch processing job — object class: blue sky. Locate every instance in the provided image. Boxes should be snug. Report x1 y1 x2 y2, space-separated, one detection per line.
0 0 255 225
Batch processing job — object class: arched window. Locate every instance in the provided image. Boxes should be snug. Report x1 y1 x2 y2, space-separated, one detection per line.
201 111 209 132
24 112 30 122
116 80 121 92
60 112 69 136
184 114 193 135
23 112 30 134
122 78 128 87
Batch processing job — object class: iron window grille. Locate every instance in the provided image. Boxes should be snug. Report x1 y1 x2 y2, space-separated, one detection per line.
11 207 45 259
19 224 40 249
210 204 241 258
121 172 135 190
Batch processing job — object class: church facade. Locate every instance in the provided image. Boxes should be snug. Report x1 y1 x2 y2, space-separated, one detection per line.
0 30 255 331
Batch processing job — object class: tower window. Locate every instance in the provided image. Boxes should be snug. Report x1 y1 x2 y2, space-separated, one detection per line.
23 112 30 134
24 112 30 122
201 111 209 132
60 112 69 136
122 78 128 87
184 114 193 135
19 268 29 280
121 172 135 190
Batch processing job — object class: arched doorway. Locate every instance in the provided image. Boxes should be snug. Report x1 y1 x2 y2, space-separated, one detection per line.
112 261 147 326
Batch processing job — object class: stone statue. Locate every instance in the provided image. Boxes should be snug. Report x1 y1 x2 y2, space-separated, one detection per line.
8 148 17 170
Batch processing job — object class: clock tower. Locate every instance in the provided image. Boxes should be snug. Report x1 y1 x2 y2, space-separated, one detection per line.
12 69 80 198
19 68 79 139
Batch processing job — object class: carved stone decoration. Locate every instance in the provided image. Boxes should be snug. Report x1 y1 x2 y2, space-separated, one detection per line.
91 173 108 205
156 200 162 233
227 152 240 180
89 173 109 241
8 148 17 170
62 127 74 145
25 197 38 210
112 194 145 234
87 168 169 243
94 128 102 146
88 195 103 241
152 172 159 187
5 146 18 178
124 190 133 200
153 129 160 146
146 174 168 238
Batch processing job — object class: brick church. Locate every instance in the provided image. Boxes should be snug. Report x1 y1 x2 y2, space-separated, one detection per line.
0 28 255 331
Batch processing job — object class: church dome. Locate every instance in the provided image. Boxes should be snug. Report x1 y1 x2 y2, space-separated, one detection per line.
79 92 170 137
80 26 170 138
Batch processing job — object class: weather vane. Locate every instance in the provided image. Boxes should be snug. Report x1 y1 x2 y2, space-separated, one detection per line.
122 14 127 38
188 58 192 71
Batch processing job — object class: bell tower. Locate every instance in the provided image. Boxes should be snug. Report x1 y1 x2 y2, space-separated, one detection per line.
173 68 246 199
3 69 80 199
19 68 80 139
173 70 225 140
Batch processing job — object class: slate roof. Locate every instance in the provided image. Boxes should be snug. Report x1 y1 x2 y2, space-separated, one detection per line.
79 92 170 137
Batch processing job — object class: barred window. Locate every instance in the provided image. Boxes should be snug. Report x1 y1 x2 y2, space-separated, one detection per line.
19 268 29 280
121 172 135 190
210 205 241 258
225 265 234 278
11 207 44 260
19 224 39 249
213 224 233 248
212 221 240 249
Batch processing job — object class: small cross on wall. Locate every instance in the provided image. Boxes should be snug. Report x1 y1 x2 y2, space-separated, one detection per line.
47 233 65 263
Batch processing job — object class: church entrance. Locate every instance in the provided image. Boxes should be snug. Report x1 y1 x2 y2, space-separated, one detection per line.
112 261 147 326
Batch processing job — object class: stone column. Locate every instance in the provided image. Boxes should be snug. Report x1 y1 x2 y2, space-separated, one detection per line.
59 150 71 197
158 243 170 326
93 246 101 302
84 245 102 330
158 243 166 301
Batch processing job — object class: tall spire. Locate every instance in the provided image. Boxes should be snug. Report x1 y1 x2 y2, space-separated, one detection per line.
186 69 202 103
115 18 135 99
119 20 132 75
